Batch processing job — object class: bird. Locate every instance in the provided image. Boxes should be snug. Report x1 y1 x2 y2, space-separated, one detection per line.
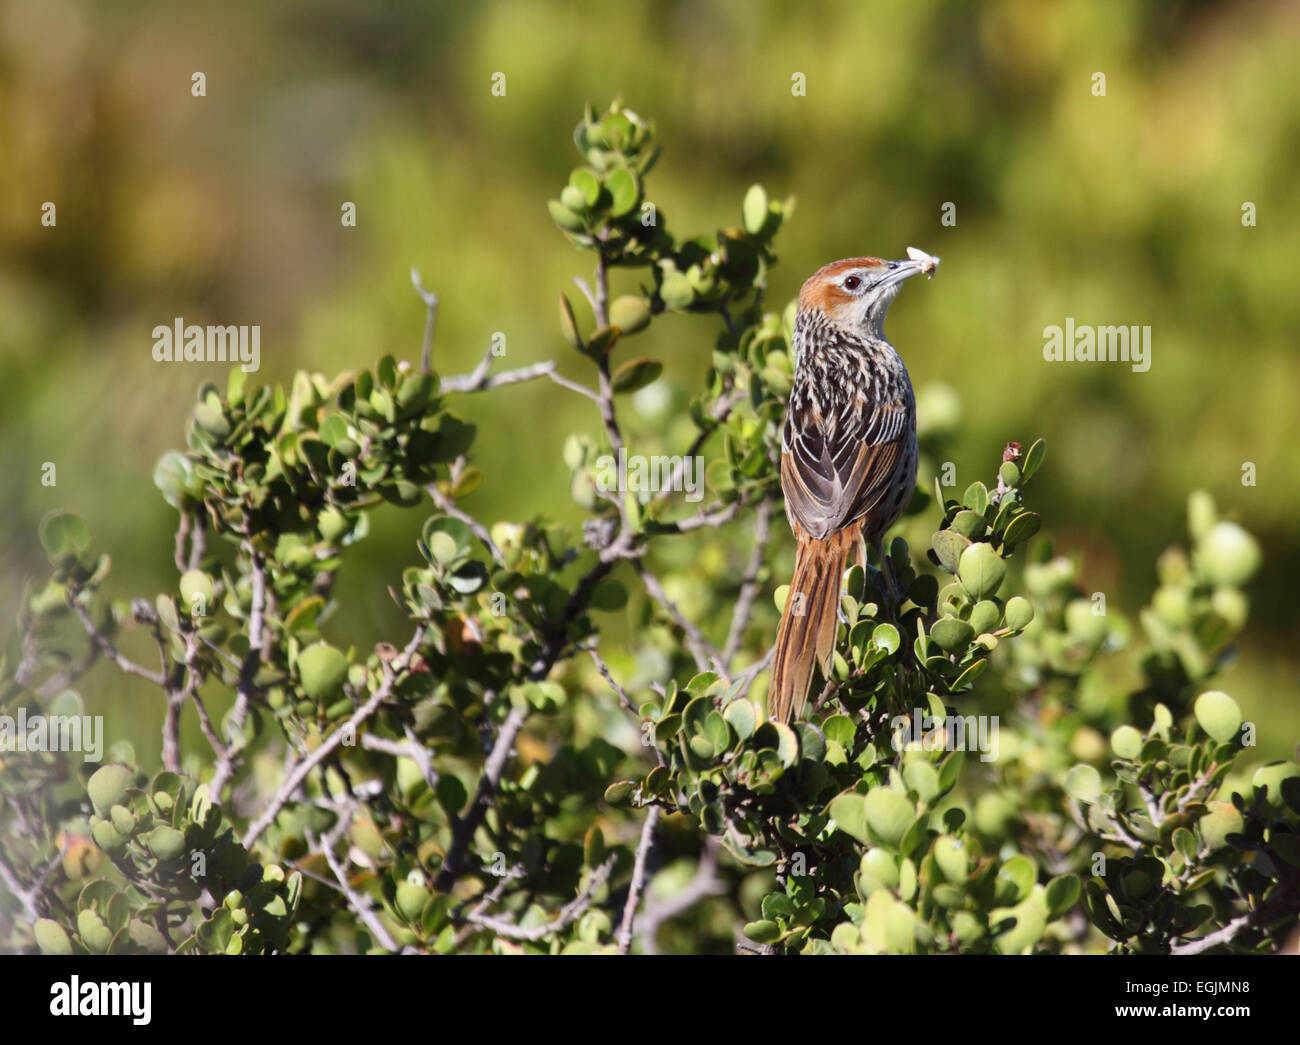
768 248 938 723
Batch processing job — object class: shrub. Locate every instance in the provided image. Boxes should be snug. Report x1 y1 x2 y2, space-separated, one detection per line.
2 100 1295 955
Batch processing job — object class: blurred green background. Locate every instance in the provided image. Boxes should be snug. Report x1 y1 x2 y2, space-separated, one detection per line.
3 0 1297 764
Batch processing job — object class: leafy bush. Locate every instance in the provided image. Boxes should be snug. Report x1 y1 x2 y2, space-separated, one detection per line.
2 100 1295 955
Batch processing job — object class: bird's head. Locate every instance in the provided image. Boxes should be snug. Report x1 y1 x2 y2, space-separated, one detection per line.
797 248 939 337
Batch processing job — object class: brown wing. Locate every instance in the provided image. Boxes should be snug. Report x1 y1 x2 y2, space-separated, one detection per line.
781 395 909 541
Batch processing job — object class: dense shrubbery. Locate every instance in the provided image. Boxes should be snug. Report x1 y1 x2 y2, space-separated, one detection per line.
2 102 1296 955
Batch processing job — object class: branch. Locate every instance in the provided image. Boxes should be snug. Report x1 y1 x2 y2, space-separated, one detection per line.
587 646 637 713
0 850 41 923
427 483 505 566
440 355 557 393
209 552 267 801
723 495 773 668
1171 912 1254 956
68 596 165 687
617 806 660 954
635 562 725 674
649 497 747 535
433 704 527 892
410 267 439 375
360 728 440 790
242 626 424 848
636 837 722 954
307 820 406 954
544 370 602 403
465 855 617 942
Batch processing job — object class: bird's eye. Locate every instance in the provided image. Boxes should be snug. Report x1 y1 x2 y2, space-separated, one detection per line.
842 276 861 291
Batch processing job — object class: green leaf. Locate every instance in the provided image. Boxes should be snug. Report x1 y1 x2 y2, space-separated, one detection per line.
993 897 1046 954
742 184 769 235
146 825 187 862
723 699 757 741
589 578 628 611
872 623 901 655
153 452 196 510
957 543 1006 599
1198 522 1260 587
962 482 989 515
297 642 349 702
1001 511 1041 548
823 714 855 749
1194 690 1242 743
609 295 652 334
950 509 987 539
39 511 91 564
1111 725 1144 759
1044 874 1081 920
34 918 74 955
605 168 639 216
949 657 988 693
659 267 694 311
996 855 1036 904
1004 595 1034 631
1064 764 1102 803
1020 438 1046 483
743 919 782 944
87 765 134 817
560 188 589 215
558 292 582 349
931 530 971 574
568 168 601 206
611 358 663 394
930 617 974 653
1199 801 1243 850
829 793 869 845
864 789 915 848
548 199 586 232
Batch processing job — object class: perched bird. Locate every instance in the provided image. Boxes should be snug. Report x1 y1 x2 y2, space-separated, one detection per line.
768 248 938 723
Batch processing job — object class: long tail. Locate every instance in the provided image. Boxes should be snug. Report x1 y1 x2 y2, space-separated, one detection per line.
768 522 859 723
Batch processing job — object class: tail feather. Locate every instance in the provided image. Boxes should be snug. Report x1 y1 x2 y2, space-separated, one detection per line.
769 525 856 722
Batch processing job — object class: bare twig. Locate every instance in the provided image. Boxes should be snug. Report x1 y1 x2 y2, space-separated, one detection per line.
655 386 741 501
433 705 527 892
440 353 557 393
174 511 191 573
68 597 166 687
650 497 748 535
427 483 505 565
410 267 439 375
637 837 723 954
723 496 773 668
733 646 775 697
465 856 617 942
617 807 661 954
307 821 405 953
635 563 725 674
1171 912 1254 956
209 552 267 801
0 851 41 923
451 864 525 947
587 647 637 713
184 511 206 572
242 626 424 848
544 370 603 403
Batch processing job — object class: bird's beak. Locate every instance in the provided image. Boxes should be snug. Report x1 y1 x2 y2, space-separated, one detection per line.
878 247 940 288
